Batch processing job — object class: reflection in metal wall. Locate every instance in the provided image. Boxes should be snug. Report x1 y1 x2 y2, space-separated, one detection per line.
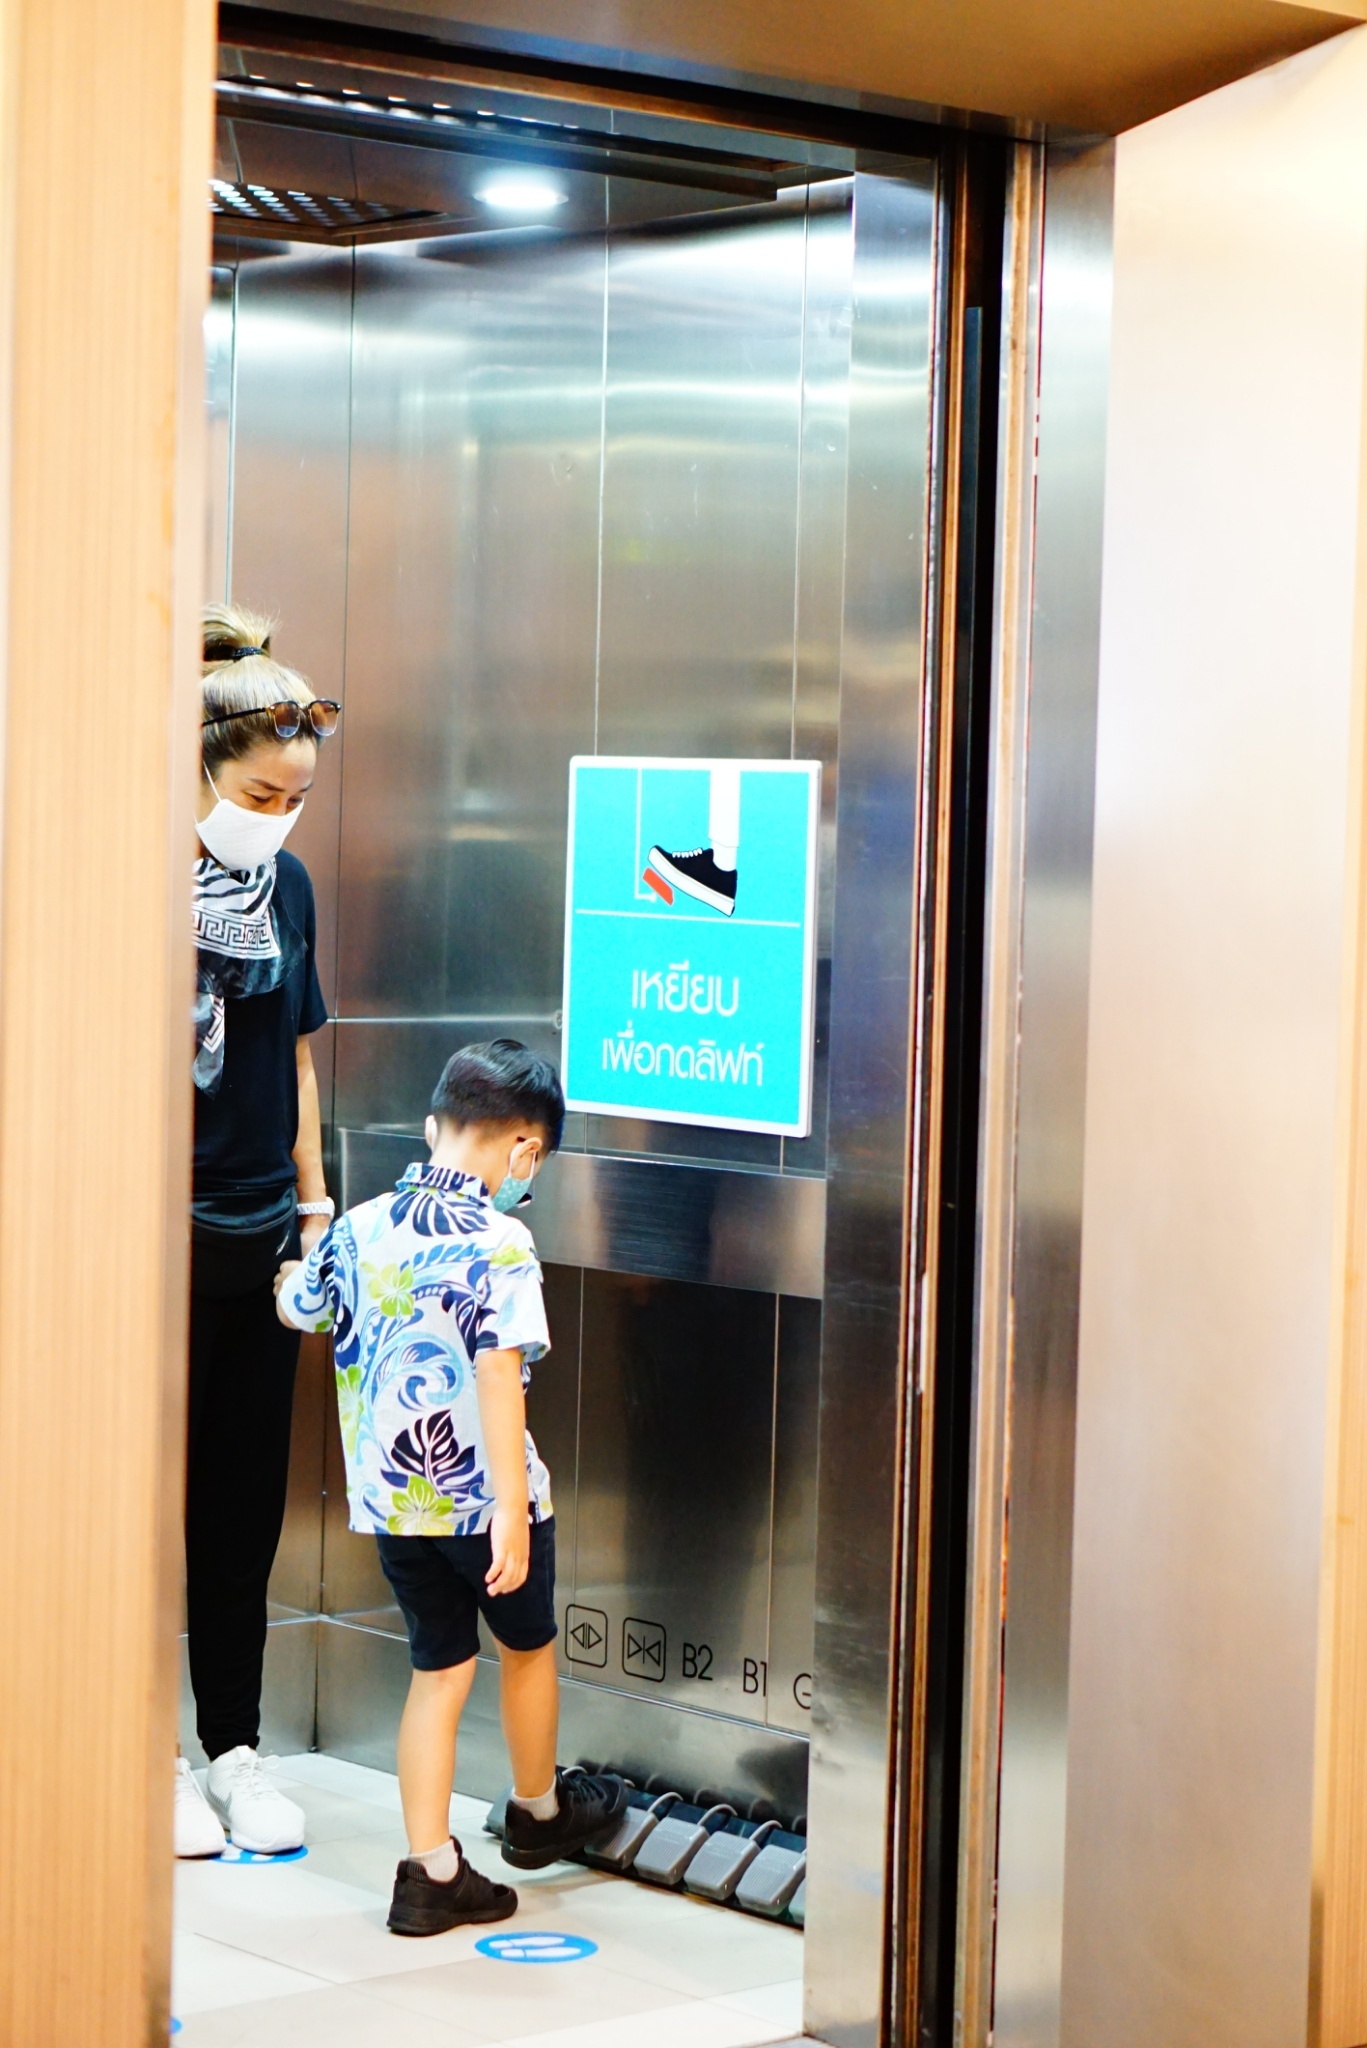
337 234 603 1046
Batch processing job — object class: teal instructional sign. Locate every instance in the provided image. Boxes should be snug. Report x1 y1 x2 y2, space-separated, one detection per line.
562 757 820 1137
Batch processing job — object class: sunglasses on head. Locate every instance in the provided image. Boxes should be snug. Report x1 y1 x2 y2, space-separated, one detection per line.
201 699 341 741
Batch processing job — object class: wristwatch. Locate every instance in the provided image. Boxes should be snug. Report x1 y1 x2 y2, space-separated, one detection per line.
298 1198 335 1218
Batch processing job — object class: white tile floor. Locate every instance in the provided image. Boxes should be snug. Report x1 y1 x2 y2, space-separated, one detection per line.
174 1755 805 2048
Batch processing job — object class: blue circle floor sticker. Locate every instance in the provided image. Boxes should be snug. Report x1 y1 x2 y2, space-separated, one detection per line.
219 1843 308 1865
476 1931 598 1964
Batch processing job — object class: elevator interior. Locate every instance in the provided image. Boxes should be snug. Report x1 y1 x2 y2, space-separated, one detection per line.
190 20 978 2039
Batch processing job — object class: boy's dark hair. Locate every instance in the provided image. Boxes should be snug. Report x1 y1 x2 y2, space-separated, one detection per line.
430 1038 565 1152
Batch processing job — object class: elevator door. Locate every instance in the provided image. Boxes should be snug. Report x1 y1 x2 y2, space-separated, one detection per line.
208 160 937 2009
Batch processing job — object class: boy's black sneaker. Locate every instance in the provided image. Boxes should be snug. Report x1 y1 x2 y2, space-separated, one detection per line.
501 1768 629 1870
387 1839 517 1936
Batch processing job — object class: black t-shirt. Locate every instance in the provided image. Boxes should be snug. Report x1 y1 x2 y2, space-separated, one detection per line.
192 849 328 1233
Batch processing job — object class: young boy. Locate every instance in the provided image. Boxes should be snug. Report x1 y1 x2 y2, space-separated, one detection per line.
276 1038 626 1935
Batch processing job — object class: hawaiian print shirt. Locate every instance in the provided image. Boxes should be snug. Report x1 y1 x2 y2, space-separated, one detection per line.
278 1163 553 1538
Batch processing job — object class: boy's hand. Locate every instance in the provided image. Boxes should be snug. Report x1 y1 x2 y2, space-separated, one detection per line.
274 1257 301 1300
486 1502 530 1596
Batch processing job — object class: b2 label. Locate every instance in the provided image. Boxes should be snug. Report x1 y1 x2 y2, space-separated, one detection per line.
682 1642 713 1680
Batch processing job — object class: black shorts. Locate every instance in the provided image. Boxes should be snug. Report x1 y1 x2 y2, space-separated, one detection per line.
375 1517 558 1671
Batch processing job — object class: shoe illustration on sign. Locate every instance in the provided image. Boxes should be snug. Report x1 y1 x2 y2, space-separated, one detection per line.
565 1603 609 1668
623 1616 667 1681
643 763 740 915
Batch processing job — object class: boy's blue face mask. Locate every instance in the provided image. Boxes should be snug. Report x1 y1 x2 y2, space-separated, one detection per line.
492 1149 537 1212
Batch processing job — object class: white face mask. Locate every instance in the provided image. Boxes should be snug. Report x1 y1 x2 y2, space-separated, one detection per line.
197 772 302 872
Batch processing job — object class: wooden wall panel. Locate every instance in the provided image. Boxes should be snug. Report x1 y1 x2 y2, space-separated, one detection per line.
1313 200 1367 2046
0 1 213 2042
278 0 1364 134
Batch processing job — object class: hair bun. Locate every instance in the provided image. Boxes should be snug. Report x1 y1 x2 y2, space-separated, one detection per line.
203 641 266 663
201 600 275 668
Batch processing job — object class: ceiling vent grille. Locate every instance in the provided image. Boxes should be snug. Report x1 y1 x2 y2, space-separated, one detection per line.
210 179 440 241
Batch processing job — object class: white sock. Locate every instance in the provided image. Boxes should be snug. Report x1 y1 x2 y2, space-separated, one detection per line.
712 843 738 873
510 1782 559 1822
414 1838 460 1882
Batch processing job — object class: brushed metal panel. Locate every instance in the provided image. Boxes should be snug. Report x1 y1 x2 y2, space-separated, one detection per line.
805 168 936 2048
338 1126 827 1296
316 1617 413 1773
266 1334 329 1616
336 234 602 1027
596 212 805 770
555 1674 810 1818
317 1617 809 1812
204 265 234 605
766 1295 822 1736
588 201 809 1174
228 243 353 1032
786 182 854 1181
992 142 1111 2048
573 1271 779 1723
333 1016 561 1133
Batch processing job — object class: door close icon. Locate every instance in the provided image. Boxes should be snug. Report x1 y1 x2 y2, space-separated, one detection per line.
622 1617 667 1681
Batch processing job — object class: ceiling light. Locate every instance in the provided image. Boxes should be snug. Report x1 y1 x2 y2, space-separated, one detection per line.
476 172 567 214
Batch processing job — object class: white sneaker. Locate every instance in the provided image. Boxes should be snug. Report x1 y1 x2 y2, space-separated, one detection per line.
206 1747 306 1854
174 1757 226 1858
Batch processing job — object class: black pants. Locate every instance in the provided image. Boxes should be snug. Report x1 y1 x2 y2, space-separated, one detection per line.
185 1226 301 1759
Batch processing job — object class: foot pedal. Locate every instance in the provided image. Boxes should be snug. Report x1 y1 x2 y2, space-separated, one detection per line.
787 1876 806 1926
733 1830 807 1918
583 1788 679 1873
683 1817 780 1902
632 1802 735 1888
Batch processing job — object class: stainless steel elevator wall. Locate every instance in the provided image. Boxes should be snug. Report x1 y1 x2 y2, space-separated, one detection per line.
319 198 851 1800
199 181 937 1989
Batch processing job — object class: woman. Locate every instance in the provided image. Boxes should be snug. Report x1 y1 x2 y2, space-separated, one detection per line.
173 604 340 1858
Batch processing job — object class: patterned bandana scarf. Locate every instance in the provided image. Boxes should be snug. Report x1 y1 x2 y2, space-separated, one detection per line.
192 855 294 1094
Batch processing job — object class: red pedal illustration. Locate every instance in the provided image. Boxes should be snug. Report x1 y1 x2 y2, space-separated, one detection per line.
643 866 674 905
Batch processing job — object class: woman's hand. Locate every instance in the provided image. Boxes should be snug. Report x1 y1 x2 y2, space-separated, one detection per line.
486 1501 530 1596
